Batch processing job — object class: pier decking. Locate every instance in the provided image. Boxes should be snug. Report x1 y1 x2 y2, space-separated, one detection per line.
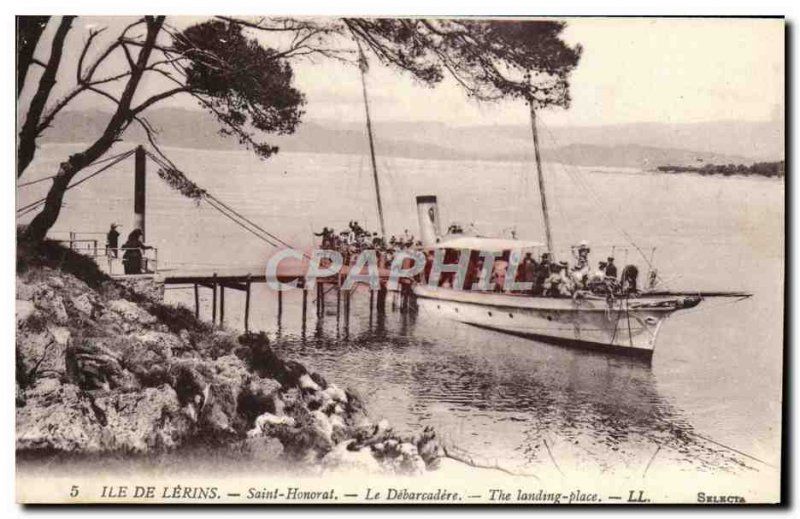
157 264 410 332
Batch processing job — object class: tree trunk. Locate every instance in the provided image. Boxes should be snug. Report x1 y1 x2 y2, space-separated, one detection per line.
18 15 74 177
16 16 50 98
21 162 75 244
22 16 165 245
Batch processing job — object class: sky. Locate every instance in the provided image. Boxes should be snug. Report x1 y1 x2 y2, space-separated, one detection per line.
20 16 785 129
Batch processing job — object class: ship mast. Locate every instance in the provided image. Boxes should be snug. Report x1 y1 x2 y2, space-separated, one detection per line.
526 72 553 252
357 43 387 239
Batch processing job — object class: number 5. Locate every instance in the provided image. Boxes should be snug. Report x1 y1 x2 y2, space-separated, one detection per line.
70 485 79 497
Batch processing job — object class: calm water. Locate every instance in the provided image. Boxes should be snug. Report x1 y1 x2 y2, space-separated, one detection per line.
18 143 784 483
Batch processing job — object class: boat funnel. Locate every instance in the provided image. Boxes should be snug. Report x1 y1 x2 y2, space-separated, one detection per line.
416 195 442 247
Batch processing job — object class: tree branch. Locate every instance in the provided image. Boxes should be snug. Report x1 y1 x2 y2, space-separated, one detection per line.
131 86 190 114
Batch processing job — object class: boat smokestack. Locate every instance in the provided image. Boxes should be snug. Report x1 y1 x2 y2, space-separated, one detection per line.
416 195 442 247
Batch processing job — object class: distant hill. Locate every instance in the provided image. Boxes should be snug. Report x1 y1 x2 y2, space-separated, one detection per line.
38 108 783 168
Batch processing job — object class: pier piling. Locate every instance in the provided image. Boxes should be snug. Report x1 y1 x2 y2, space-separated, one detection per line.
220 283 225 326
194 283 199 319
211 274 218 326
302 285 308 322
244 278 251 333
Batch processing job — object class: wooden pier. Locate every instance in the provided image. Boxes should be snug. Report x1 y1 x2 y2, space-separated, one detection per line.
159 264 412 332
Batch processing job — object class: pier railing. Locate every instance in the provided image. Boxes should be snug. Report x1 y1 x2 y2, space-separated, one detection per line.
51 231 158 276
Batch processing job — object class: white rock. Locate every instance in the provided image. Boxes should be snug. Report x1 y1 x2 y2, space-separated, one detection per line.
321 440 383 474
49 326 71 347
16 280 36 301
311 410 333 442
70 294 94 316
377 419 391 434
323 384 348 403
108 299 157 325
399 442 418 457
329 414 346 431
247 412 296 438
298 374 321 391
16 300 35 324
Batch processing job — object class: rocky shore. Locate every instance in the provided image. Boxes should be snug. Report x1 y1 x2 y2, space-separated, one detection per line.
15 240 443 476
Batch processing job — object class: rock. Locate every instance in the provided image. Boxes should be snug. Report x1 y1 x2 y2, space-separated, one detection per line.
16 383 104 452
120 334 173 388
47 276 65 289
241 436 284 463
70 293 95 317
16 300 36 325
377 419 391 435
108 299 157 325
396 442 427 475
416 426 443 468
310 410 334 443
323 384 348 404
238 376 283 426
247 412 296 437
92 385 193 452
168 355 250 438
179 329 191 345
203 331 240 359
16 279 36 301
117 278 164 303
68 339 124 390
16 328 67 383
321 440 383 474
310 372 329 390
298 373 321 392
33 287 69 325
49 326 71 347
329 414 346 435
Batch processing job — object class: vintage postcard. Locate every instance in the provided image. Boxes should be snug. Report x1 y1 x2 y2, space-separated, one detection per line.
15 15 785 504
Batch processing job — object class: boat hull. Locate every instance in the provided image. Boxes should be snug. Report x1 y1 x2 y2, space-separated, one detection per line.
413 285 700 359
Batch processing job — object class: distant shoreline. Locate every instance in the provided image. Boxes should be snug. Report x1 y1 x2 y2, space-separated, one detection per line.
655 161 785 179
32 142 784 178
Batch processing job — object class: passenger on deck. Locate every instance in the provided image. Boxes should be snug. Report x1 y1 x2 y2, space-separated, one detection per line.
591 261 607 283
558 261 575 295
533 252 552 295
492 259 509 293
521 253 537 290
543 263 563 297
464 256 481 290
121 229 152 275
314 227 335 249
605 257 618 280
571 241 591 288
587 261 611 294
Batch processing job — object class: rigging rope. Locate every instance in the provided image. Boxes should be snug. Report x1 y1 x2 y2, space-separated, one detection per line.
18 146 306 261
16 150 137 218
536 117 663 281
143 150 307 257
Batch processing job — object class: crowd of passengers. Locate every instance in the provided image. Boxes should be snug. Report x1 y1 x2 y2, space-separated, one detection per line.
315 221 421 263
420 241 635 297
315 223 637 297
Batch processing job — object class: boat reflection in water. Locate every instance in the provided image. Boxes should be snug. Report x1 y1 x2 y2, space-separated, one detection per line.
274 293 755 478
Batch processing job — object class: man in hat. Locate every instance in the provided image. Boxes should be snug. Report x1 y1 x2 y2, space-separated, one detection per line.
605 257 618 281
571 240 591 288
533 252 552 295
106 223 120 258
